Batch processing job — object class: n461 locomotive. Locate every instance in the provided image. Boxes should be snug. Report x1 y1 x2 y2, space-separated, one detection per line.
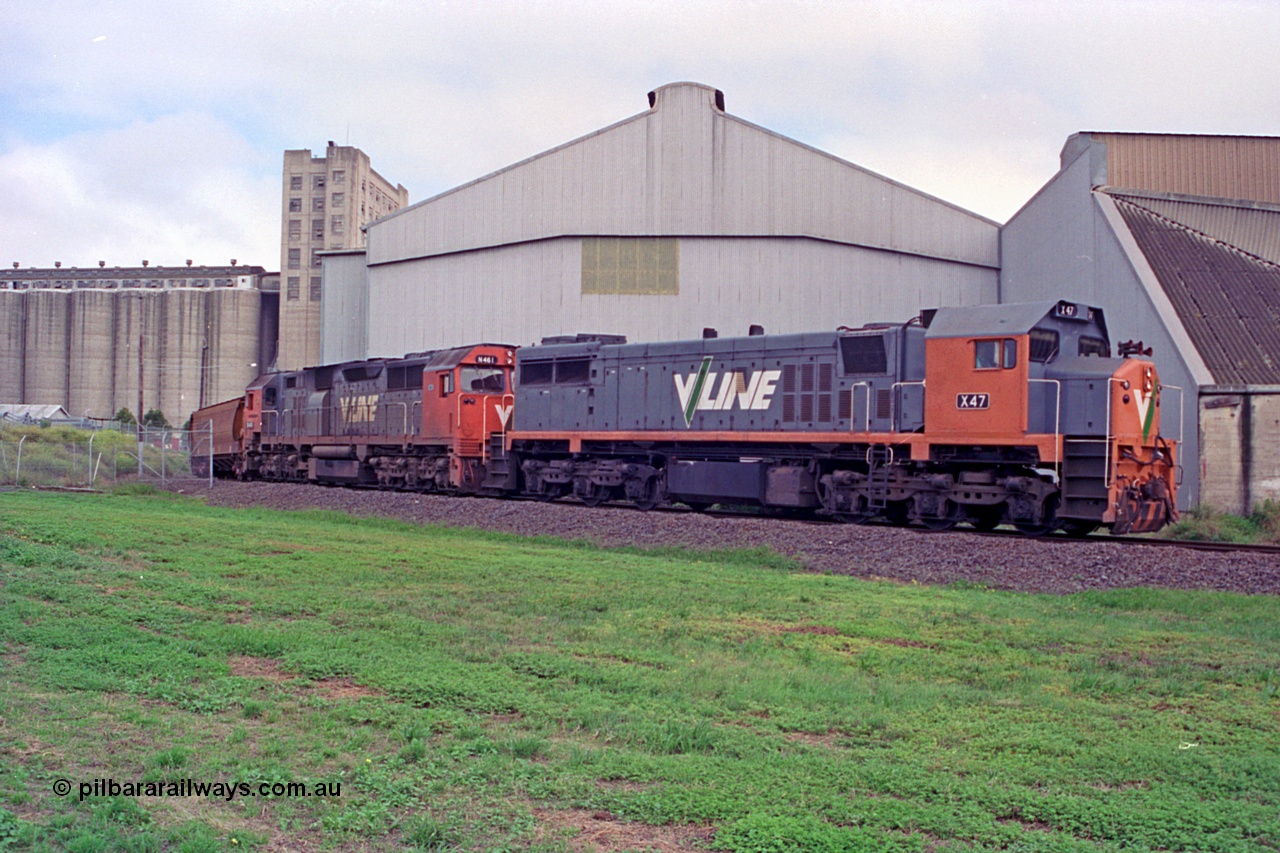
194 300 1179 535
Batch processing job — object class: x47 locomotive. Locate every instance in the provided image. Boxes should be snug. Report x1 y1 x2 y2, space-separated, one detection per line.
497 300 1178 534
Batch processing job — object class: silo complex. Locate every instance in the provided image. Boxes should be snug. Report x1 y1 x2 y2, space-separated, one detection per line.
68 290 117 418
23 291 70 406
0 292 24 402
0 263 273 426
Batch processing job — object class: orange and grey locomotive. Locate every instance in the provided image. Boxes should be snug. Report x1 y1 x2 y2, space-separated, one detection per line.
496 300 1178 534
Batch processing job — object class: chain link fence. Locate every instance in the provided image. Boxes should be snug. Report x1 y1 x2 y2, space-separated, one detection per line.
0 423 214 489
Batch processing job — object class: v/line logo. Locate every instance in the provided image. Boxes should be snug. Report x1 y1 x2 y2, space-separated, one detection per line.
674 357 783 427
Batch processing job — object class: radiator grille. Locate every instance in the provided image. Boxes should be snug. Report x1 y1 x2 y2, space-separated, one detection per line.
876 389 892 421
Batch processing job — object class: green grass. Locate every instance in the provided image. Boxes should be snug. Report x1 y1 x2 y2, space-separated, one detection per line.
1 491 1279 852
1162 500 1280 544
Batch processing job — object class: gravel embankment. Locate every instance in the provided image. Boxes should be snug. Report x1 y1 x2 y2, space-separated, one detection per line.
168 481 1280 596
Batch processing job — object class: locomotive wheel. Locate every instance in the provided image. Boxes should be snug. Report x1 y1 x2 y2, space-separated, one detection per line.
632 477 663 512
1014 498 1058 538
577 482 608 507
832 493 873 524
915 497 959 531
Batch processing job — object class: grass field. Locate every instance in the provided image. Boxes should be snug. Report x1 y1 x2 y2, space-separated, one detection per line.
1 490 1278 852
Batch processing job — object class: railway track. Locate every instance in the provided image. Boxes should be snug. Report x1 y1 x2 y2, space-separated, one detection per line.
622 500 1280 555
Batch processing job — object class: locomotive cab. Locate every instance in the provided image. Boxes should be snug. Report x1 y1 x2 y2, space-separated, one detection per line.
922 300 1177 534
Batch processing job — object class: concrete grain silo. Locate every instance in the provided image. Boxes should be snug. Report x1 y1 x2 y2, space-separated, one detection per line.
159 289 206 426
0 292 24 402
112 292 166 421
22 291 70 406
68 290 117 418
204 288 262 408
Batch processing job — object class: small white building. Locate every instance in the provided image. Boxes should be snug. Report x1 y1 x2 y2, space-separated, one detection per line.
354 82 1000 358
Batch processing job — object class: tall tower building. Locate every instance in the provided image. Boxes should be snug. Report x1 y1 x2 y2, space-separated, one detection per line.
278 143 407 370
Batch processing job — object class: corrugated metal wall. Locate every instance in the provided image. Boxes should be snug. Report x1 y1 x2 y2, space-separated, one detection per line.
1097 133 1280 203
366 235 996 358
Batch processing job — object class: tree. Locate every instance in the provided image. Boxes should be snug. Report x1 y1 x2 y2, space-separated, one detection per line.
141 409 170 429
114 408 137 425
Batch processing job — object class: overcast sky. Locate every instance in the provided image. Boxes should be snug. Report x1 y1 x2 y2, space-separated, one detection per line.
3 1 1278 271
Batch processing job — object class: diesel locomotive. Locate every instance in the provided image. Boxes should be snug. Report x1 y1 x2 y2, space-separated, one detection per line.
193 299 1179 535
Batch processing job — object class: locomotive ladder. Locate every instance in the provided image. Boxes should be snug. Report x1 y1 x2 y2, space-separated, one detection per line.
865 444 894 510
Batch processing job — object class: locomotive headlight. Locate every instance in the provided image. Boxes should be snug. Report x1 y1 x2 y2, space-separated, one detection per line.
1122 380 1131 390
1123 394 1131 404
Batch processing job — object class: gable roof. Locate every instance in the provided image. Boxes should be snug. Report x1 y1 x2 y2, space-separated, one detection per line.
366 82 998 269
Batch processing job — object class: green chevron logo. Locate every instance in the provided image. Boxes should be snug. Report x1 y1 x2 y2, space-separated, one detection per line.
676 357 714 427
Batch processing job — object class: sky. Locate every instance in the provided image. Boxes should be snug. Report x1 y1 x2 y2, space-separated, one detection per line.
3 0 1279 272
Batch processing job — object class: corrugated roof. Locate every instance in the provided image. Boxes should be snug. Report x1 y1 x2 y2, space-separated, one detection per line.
0 404 71 421
1111 192 1280 265
1113 196 1280 385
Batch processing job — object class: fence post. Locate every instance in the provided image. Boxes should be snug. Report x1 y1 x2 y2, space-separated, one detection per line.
16 435 24 484
88 432 95 488
208 419 215 488
161 430 167 487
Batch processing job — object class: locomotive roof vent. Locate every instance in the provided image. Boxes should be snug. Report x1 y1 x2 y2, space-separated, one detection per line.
703 327 718 339
920 308 938 329
748 324 765 336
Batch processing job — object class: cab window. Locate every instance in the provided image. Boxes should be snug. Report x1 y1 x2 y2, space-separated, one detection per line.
975 339 1017 370
460 366 505 392
974 340 999 369
1079 336 1109 357
439 372 454 396
1029 329 1059 363
1002 339 1017 369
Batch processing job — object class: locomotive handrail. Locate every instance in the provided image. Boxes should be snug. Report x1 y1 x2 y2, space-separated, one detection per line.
890 380 925 433
849 382 872 432
500 393 515 437
1028 378 1061 468
1105 378 1118 487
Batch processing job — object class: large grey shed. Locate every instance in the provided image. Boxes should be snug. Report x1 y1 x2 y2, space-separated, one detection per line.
352 82 1000 360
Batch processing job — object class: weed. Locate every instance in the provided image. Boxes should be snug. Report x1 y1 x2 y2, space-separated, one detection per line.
403 815 456 851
